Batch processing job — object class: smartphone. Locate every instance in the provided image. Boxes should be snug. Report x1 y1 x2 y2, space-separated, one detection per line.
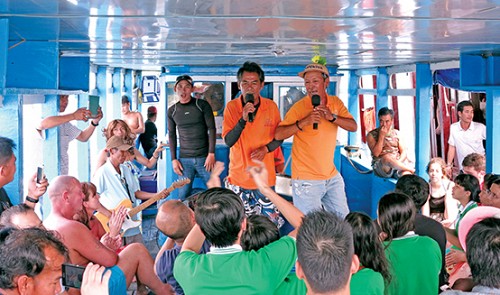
88 95 100 118
36 166 44 184
159 141 163 159
62 263 85 289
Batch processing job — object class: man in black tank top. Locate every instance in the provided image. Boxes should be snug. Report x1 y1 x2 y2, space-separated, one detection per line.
167 75 216 201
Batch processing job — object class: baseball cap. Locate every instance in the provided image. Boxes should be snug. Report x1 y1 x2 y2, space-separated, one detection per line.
106 135 133 151
175 75 193 88
298 63 330 78
147 106 157 114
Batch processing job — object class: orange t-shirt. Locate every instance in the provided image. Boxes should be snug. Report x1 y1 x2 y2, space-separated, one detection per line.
280 95 353 180
274 147 285 166
222 96 281 189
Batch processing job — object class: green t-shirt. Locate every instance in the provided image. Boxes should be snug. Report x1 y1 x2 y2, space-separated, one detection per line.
274 273 307 295
174 236 297 295
350 268 384 295
455 201 478 236
452 201 478 250
384 235 442 295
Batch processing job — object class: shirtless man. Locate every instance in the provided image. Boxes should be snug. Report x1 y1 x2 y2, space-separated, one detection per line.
121 95 145 135
43 175 173 295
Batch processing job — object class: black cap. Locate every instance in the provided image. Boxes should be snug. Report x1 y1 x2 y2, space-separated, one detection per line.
175 75 193 88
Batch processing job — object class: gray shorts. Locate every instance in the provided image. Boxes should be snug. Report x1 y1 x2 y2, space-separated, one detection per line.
372 158 396 178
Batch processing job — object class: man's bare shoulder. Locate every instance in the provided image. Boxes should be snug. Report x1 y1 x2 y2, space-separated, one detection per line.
45 216 90 237
366 129 377 139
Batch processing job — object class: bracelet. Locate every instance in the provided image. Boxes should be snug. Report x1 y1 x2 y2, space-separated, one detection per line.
25 196 39 203
295 120 303 131
91 121 99 127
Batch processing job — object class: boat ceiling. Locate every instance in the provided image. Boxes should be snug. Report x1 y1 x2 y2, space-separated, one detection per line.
3 0 500 71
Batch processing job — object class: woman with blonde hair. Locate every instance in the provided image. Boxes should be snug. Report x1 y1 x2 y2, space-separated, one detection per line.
424 157 458 224
95 119 165 170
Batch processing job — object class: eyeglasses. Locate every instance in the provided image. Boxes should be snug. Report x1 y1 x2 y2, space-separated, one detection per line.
484 189 499 199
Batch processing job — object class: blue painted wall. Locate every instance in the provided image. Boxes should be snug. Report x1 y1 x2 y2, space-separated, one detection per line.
486 89 500 173
341 154 396 219
347 70 360 146
0 19 7 91
341 156 372 215
6 41 58 89
415 63 432 177
60 57 90 91
0 94 22 204
376 68 389 113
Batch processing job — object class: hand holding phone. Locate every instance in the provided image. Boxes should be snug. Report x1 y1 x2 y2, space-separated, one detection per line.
81 263 111 295
88 95 100 118
62 263 85 289
36 166 44 184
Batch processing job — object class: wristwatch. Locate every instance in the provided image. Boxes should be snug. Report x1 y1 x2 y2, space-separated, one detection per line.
329 114 337 123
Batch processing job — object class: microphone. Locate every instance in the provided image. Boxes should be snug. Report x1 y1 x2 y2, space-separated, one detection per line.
245 93 255 122
311 95 321 130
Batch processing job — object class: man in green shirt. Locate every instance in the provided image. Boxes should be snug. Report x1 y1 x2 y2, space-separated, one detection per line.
174 160 304 295
296 210 360 295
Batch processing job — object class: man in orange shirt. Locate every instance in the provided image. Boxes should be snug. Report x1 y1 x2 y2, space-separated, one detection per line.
222 61 284 227
275 63 357 217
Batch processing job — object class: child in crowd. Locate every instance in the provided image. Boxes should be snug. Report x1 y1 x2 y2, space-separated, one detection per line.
346 212 391 295
241 214 307 295
444 174 480 288
378 193 442 295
